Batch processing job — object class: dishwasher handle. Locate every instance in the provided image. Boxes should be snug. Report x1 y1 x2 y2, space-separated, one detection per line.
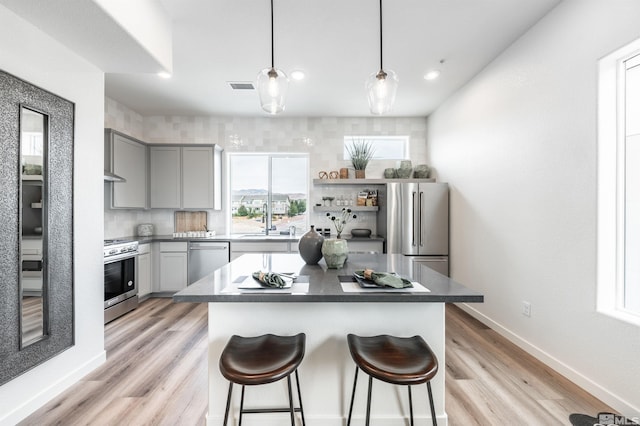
189 243 229 250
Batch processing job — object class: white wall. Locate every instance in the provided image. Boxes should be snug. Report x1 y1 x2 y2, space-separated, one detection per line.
0 5 105 425
104 102 430 239
427 0 640 417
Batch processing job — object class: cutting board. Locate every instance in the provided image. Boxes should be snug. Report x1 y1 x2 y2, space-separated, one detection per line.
174 211 208 232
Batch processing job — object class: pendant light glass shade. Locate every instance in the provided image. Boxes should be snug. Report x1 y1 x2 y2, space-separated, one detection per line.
366 68 398 115
257 67 289 114
257 0 288 114
367 0 398 115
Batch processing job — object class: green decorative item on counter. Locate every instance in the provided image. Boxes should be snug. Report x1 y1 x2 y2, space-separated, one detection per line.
346 139 375 178
252 271 287 288
354 269 413 288
322 238 348 269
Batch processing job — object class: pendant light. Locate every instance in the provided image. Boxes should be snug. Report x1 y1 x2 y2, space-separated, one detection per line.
366 0 398 115
257 0 289 114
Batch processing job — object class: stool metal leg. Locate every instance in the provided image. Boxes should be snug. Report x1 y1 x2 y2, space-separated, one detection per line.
365 375 373 426
239 385 246 426
408 385 414 426
347 367 359 425
287 375 295 425
223 382 233 426
295 370 306 426
427 381 437 426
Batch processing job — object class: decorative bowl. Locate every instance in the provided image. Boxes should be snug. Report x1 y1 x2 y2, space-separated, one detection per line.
350 228 372 238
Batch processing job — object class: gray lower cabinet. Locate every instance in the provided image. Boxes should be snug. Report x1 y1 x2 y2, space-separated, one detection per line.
137 244 152 298
158 242 188 292
106 130 147 209
150 146 217 209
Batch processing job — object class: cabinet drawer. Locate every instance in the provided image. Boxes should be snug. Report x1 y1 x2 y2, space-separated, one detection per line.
231 241 289 253
138 243 151 255
160 242 188 252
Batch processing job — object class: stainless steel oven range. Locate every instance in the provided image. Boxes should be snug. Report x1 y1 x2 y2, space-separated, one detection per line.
104 239 138 324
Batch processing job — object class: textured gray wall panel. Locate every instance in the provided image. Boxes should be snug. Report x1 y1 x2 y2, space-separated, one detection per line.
0 70 74 385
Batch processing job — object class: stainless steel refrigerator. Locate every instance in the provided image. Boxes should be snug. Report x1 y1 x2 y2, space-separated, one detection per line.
377 182 449 276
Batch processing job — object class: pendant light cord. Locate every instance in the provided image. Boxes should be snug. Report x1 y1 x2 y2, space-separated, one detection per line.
379 0 383 71
270 0 275 69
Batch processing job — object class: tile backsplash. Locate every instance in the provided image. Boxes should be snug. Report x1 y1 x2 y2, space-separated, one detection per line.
104 97 429 239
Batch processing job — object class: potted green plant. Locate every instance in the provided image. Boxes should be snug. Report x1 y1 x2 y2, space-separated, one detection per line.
346 139 375 178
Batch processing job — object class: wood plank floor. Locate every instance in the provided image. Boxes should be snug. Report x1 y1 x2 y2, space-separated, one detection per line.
20 299 613 425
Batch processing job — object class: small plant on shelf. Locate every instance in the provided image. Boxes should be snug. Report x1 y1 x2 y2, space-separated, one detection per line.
326 208 357 239
346 139 375 178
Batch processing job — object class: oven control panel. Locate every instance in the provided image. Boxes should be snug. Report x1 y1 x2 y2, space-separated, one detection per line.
103 241 139 259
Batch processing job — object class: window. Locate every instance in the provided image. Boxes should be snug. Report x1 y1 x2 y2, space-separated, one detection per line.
343 136 409 160
623 54 640 313
597 39 640 324
228 153 309 235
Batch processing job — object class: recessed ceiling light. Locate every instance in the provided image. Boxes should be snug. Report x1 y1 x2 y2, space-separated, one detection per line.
423 70 440 81
291 70 305 81
157 71 172 79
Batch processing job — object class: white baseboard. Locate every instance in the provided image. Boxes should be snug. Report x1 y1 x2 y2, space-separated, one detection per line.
455 303 640 418
0 350 106 425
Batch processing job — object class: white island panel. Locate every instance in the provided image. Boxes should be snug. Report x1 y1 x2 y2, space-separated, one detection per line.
207 302 446 426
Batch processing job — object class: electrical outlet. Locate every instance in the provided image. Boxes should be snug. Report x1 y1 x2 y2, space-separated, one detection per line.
523 301 531 317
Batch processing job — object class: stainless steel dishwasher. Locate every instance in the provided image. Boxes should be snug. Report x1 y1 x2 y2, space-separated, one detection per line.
188 241 230 284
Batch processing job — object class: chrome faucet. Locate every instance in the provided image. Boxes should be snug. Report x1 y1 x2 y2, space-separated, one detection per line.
263 203 272 235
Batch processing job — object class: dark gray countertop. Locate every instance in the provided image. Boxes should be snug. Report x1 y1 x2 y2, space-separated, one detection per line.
173 253 483 304
115 234 384 244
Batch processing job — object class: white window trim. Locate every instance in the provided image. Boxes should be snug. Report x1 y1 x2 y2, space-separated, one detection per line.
225 152 310 235
343 135 410 160
597 38 640 326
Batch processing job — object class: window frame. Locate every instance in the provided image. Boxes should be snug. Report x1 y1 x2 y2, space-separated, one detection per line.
226 152 309 235
343 135 410 160
597 38 640 326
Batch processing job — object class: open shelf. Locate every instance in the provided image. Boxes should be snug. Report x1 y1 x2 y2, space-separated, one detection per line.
21 175 43 181
313 205 378 213
313 178 434 185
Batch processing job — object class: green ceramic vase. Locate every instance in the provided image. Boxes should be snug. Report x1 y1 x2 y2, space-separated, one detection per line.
321 238 348 269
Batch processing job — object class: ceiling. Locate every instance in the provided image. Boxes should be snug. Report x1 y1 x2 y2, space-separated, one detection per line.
6 0 562 117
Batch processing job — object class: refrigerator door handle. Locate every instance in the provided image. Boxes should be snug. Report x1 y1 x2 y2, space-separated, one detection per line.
412 191 417 247
419 191 424 247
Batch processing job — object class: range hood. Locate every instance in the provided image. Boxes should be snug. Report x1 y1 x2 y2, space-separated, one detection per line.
104 170 126 182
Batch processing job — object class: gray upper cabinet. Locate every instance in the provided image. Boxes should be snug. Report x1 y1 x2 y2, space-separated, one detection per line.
150 146 181 208
106 130 147 209
150 145 220 209
182 147 215 209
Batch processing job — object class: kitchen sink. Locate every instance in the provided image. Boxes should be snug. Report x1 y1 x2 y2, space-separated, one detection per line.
238 233 295 239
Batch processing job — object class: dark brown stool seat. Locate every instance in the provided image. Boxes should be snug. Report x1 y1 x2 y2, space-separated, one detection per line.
347 334 439 426
219 333 306 425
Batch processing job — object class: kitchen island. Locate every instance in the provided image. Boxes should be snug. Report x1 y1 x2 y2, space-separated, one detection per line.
174 253 482 426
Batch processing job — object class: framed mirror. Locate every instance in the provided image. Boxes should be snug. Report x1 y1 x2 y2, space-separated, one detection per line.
20 106 49 348
0 70 74 385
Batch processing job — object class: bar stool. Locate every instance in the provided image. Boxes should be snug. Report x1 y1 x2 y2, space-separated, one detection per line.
219 333 306 426
346 334 438 426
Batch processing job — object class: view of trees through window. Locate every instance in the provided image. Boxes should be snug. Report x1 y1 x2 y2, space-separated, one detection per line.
229 154 309 235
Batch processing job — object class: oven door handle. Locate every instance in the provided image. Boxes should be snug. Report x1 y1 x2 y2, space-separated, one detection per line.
104 252 138 264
